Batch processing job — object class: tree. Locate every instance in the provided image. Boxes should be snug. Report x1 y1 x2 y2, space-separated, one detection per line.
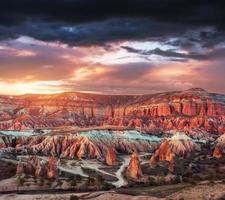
173 157 186 183
70 195 79 200
70 179 77 187
87 177 95 186
95 175 104 189
16 176 25 187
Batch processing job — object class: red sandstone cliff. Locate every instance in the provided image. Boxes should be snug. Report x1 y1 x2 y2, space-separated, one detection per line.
213 134 225 158
150 132 199 166
16 156 57 178
0 88 224 134
213 146 222 159
12 130 157 159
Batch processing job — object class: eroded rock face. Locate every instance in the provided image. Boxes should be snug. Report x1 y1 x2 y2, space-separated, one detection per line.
14 130 159 160
0 88 224 134
213 146 222 159
150 132 199 165
105 147 117 166
0 137 7 148
17 156 56 178
126 152 142 179
213 134 225 158
16 161 24 176
47 156 57 179
35 159 47 178
0 135 27 149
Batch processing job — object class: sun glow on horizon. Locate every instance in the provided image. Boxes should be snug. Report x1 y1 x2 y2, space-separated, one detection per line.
0 81 68 95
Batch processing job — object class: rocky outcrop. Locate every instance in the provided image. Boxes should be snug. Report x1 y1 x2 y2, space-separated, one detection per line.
213 146 222 159
150 132 199 165
16 156 56 178
126 152 142 179
105 147 117 166
0 88 224 135
15 130 158 159
0 137 7 148
47 156 57 179
35 159 47 178
213 134 225 158
0 135 28 149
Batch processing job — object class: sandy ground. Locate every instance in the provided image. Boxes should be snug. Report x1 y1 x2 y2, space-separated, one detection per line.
0 192 161 200
1 183 225 200
167 183 225 200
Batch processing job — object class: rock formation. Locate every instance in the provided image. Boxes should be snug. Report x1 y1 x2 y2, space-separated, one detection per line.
0 88 224 135
16 156 56 179
105 147 117 166
213 134 225 158
150 132 199 166
35 159 47 178
16 161 24 176
126 152 142 179
213 146 222 159
25 156 38 176
47 156 57 179
12 130 158 159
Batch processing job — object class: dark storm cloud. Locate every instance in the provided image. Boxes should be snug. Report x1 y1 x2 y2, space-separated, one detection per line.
0 19 186 46
165 29 225 49
0 0 225 26
0 0 225 46
121 46 225 61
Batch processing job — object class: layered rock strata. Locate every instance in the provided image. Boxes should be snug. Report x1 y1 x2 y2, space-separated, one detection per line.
150 132 200 166
0 88 224 135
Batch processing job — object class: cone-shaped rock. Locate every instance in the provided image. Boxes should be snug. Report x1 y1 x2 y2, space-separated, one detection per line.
213 134 225 158
150 132 199 167
47 156 57 179
106 147 117 166
126 152 142 179
213 146 222 159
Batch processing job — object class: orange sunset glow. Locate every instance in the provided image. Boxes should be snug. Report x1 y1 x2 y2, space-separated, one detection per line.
1 1 225 198
0 2 224 95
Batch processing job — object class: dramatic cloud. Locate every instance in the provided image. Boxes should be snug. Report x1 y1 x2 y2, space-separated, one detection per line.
0 1 225 47
0 1 225 94
121 46 225 61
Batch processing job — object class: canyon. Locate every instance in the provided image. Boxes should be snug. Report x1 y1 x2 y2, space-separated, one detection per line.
0 88 225 198
0 88 224 136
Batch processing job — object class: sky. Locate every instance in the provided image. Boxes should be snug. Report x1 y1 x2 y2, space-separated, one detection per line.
0 0 225 95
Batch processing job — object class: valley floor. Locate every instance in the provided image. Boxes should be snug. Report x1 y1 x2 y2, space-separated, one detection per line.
1 182 225 200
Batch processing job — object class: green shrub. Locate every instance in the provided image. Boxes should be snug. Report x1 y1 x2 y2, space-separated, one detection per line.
16 176 25 187
75 175 82 182
70 179 77 186
87 177 95 186
70 195 79 200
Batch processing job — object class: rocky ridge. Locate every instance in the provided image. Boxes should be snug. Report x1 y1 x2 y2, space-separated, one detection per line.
213 134 225 158
0 88 224 135
150 132 200 165
0 130 160 159
16 156 57 179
